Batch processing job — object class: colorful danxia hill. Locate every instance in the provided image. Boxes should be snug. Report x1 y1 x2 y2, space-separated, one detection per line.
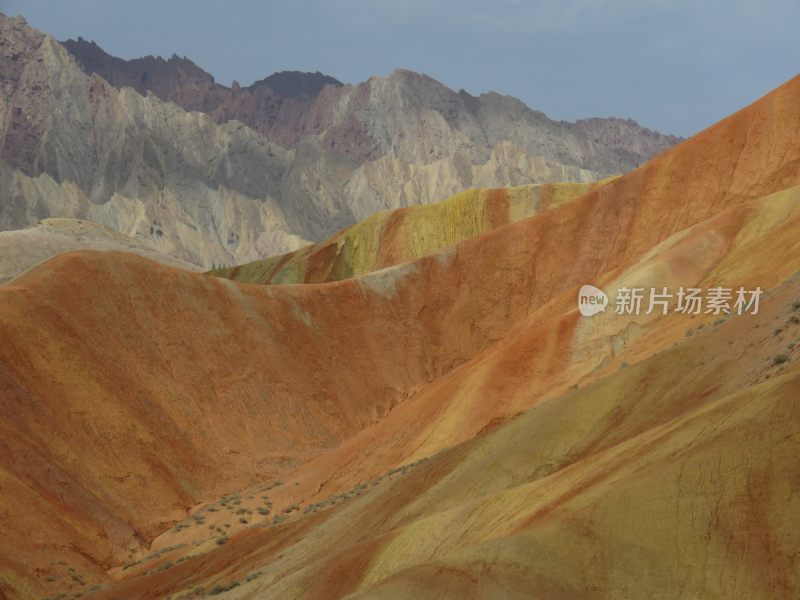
1 15 800 600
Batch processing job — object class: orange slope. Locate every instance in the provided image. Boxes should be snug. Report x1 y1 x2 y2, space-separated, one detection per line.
90 264 800 600
0 75 799 598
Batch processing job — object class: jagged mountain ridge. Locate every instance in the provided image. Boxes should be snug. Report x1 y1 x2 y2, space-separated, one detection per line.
63 35 679 172
0 13 680 269
0 15 309 268
60 36 345 151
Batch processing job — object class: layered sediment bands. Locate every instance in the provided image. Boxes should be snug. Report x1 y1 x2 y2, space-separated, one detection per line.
104 74 800 600
0 73 798 598
0 236 560 589
86 268 800 600
0 10 798 597
215 180 610 285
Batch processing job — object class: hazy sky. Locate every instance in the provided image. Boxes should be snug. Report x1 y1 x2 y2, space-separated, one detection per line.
3 0 798 137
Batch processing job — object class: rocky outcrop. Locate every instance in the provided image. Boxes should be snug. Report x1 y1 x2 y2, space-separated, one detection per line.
60 37 344 150
0 16 308 267
64 38 680 174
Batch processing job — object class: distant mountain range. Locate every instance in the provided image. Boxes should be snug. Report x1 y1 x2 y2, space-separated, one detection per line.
0 14 681 268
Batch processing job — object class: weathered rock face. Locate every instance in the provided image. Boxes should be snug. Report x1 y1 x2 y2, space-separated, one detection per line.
0 15 309 268
64 38 680 174
0 14 680 268
60 37 345 151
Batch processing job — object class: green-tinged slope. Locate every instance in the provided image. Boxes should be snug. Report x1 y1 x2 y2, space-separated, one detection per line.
212 181 611 285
